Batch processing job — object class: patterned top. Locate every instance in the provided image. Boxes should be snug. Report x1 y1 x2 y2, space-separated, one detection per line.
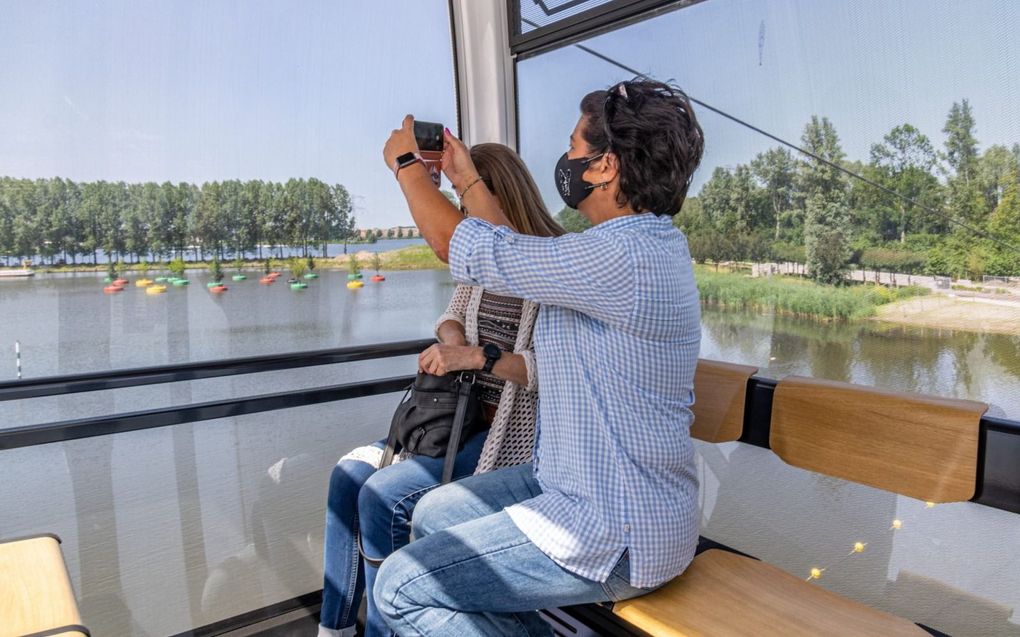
475 292 524 408
434 286 540 475
449 213 702 589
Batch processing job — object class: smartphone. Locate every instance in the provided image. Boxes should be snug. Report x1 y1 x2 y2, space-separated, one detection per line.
413 120 444 187
413 121 444 152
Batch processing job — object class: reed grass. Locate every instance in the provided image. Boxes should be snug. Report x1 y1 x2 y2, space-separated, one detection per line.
695 268 928 321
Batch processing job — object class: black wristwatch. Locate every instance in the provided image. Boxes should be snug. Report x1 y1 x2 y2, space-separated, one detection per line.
481 343 502 373
393 151 423 178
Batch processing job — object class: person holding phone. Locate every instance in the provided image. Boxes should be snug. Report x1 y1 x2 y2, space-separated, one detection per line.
318 143 563 637
375 79 705 636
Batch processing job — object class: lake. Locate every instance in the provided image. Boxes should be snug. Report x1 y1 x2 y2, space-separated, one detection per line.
2 268 1018 422
2 268 1018 637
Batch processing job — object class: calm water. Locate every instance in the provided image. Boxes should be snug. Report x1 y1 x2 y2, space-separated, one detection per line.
2 269 1018 421
2 269 1019 637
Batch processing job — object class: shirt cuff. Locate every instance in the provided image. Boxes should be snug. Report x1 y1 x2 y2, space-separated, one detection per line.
449 217 495 285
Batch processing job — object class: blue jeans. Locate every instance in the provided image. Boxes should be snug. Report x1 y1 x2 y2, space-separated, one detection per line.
320 432 488 636
374 463 655 636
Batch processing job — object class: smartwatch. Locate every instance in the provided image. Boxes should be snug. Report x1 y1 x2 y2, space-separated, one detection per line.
481 343 502 373
393 152 423 178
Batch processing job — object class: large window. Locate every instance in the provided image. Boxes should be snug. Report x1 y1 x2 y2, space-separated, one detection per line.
516 2 1020 635
517 0 1020 421
0 0 458 380
0 2 458 633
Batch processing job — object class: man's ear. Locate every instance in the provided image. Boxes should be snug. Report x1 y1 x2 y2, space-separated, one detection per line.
600 152 620 182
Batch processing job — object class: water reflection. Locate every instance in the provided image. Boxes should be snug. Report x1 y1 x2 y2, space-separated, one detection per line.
700 307 1020 418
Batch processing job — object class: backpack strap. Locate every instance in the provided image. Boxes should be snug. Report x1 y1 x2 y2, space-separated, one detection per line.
379 383 413 470
441 372 476 484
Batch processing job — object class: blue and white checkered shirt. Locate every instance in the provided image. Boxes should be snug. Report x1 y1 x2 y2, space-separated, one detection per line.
449 212 701 588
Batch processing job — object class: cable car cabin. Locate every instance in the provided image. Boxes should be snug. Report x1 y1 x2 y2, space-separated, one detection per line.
1 1 1019 636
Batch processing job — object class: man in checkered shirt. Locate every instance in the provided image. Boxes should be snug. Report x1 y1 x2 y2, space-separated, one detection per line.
377 79 704 636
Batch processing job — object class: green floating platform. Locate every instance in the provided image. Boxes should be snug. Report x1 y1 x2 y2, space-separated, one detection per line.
303 272 318 279
154 276 168 282
347 273 363 280
232 274 247 281
290 282 308 290
207 281 224 288
172 279 190 286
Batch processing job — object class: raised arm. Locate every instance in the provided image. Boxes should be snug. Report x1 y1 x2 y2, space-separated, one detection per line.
448 219 634 325
383 116 512 262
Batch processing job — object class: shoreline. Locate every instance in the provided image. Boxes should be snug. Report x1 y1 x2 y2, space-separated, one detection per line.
7 255 1018 336
874 295 1020 336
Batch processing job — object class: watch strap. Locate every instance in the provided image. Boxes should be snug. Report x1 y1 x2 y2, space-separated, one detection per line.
393 152 423 178
481 344 501 373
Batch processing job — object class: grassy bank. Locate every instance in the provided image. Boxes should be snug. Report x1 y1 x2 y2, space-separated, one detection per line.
695 268 929 321
372 245 446 270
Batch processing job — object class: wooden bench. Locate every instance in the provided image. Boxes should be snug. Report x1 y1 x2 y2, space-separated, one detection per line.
0 534 89 637
612 372 987 636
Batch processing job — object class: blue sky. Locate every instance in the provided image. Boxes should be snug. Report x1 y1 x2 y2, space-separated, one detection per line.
0 0 457 228
520 0 1020 212
2 0 1018 225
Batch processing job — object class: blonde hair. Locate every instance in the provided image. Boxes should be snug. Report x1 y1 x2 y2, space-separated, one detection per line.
470 143 564 238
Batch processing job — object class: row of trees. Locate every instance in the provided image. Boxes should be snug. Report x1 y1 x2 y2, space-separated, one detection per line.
560 99 1020 282
0 178 357 265
679 100 1020 282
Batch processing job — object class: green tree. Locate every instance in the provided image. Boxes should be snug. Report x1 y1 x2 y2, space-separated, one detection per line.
798 116 851 283
555 206 592 233
209 257 223 282
869 124 941 242
751 148 797 241
289 256 307 279
977 145 1019 212
195 181 226 259
942 99 983 225
168 257 186 278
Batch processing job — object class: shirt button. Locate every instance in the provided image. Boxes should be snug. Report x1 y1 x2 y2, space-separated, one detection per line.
504 234 515 244
623 524 631 533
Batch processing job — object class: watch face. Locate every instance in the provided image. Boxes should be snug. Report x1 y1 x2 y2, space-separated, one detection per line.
396 152 418 167
483 343 501 360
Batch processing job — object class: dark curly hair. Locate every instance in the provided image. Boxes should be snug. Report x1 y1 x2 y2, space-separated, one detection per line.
580 79 704 216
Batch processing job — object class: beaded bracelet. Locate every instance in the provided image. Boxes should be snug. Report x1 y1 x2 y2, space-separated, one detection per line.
458 175 483 199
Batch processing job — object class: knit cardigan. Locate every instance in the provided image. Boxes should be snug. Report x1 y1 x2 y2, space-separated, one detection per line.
434 284 540 475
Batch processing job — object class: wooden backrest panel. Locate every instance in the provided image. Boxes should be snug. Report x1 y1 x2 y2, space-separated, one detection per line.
690 359 758 443
0 535 85 637
770 376 986 502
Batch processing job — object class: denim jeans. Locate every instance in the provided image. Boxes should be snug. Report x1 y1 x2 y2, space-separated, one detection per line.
320 431 488 637
374 463 656 636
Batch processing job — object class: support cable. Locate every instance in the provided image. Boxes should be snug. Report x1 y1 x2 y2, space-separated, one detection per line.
521 16 1020 254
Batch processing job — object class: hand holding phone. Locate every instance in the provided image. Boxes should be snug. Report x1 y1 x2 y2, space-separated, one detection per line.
414 120 444 187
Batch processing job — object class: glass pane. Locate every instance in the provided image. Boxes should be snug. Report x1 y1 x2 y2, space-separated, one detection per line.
517 0 1020 421
516 0 621 34
0 1 457 378
696 439 1020 637
1 396 396 636
518 3 1020 634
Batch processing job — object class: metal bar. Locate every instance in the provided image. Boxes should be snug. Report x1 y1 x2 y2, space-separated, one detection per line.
169 591 322 637
0 338 433 402
0 375 414 451
510 0 703 58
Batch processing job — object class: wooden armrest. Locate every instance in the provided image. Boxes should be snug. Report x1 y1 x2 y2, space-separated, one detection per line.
0 535 88 637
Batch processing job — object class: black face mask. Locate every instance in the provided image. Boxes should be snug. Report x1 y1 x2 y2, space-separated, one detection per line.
554 152 604 209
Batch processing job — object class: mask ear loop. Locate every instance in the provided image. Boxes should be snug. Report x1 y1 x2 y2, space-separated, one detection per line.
581 153 609 191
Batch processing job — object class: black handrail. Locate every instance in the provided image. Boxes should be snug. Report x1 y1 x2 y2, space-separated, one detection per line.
0 338 434 402
0 375 415 451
